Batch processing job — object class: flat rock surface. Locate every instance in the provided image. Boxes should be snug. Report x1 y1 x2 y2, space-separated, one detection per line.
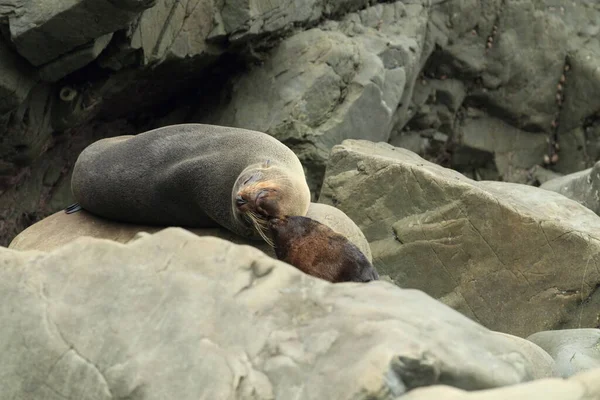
0 228 557 399
319 140 600 337
9 202 372 261
400 368 600 400
541 162 600 216
527 329 600 378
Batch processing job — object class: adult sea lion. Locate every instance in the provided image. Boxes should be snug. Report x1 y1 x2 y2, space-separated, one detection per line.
69 123 312 240
268 215 379 283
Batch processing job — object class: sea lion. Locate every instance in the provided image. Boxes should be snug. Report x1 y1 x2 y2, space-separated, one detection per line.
69 123 311 240
268 215 379 283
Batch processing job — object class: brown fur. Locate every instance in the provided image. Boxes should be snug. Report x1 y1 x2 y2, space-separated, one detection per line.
268 216 379 283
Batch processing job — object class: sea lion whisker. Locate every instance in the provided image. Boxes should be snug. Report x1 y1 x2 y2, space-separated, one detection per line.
245 211 274 247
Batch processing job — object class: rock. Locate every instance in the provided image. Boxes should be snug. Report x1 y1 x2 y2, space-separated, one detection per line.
9 202 371 261
39 33 114 82
5 0 156 66
0 228 558 398
541 162 600 215
527 329 600 378
529 165 563 186
211 0 372 43
457 114 547 183
394 0 600 182
209 2 429 190
8 207 272 254
400 368 600 400
0 36 37 114
0 83 54 173
99 0 220 69
319 140 600 337
306 202 372 262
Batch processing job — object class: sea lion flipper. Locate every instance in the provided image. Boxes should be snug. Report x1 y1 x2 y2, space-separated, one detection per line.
64 203 83 214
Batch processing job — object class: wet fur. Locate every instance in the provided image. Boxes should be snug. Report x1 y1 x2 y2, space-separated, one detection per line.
269 216 379 283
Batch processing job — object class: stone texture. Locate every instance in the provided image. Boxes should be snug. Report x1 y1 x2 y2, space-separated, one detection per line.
400 368 600 400
527 329 600 378
0 228 558 399
392 0 600 182
0 36 37 114
208 2 429 190
210 0 369 43
319 140 600 337
39 33 114 82
4 0 156 66
8 208 272 254
99 0 220 70
541 161 600 216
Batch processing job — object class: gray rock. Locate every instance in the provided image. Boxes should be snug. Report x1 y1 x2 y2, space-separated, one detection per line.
541 161 600 215
392 0 600 182
1 228 557 398
529 165 563 186
39 33 114 82
5 0 156 66
319 140 600 337
458 113 547 183
400 368 600 400
527 329 600 378
209 2 429 190
0 36 37 114
100 0 220 68
210 0 371 43
0 83 54 170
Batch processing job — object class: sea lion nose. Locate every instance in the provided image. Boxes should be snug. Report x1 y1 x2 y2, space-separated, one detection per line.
235 194 247 207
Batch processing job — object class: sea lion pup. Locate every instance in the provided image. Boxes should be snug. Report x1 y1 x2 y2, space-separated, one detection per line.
268 216 379 283
69 123 311 240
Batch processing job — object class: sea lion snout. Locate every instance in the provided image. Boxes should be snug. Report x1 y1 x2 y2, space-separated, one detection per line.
255 188 282 218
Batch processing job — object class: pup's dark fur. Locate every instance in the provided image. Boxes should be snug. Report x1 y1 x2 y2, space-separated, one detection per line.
268 216 379 283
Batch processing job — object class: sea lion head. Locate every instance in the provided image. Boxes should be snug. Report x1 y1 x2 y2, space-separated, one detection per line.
267 215 379 283
232 160 310 243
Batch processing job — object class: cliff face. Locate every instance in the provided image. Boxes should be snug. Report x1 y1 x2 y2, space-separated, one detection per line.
1 0 600 245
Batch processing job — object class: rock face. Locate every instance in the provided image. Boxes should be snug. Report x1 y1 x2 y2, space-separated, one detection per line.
527 329 600 378
1 1 600 258
6 0 155 67
319 140 600 337
541 162 600 215
0 228 559 399
209 2 429 190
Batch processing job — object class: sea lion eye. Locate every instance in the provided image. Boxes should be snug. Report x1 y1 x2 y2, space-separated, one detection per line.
236 195 247 207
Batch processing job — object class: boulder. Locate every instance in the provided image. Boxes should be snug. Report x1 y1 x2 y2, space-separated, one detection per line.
39 33 114 82
0 36 37 114
99 0 220 69
400 368 600 400
209 2 429 190
541 162 600 215
527 329 600 378
0 228 558 398
9 202 372 262
319 140 600 337
5 0 156 66
8 207 272 254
